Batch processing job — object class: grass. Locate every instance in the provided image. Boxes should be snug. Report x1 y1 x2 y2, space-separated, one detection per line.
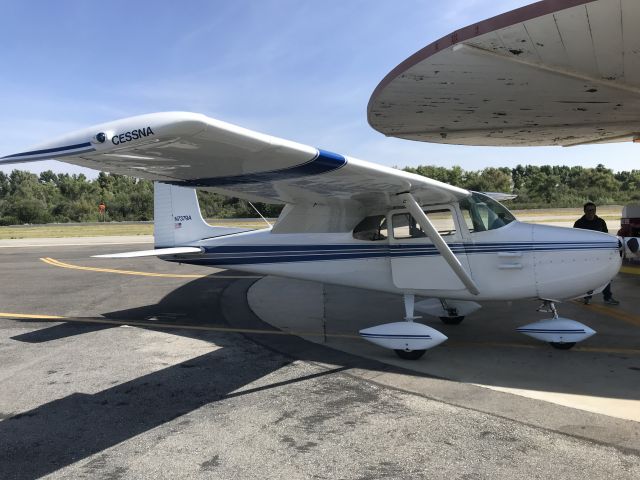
0 219 269 240
512 205 622 218
0 207 625 239
514 206 622 225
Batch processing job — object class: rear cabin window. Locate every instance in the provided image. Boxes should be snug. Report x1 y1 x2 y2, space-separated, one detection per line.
352 215 388 241
392 209 456 239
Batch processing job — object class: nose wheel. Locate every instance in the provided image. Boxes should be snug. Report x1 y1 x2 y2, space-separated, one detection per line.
542 301 574 350
541 301 575 349
517 300 596 349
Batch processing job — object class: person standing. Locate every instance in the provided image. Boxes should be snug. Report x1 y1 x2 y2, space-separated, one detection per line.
573 202 619 305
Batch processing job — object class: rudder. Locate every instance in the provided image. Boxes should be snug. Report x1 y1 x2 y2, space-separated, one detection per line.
153 182 250 247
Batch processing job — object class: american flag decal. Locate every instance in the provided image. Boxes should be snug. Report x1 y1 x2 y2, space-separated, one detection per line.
174 222 182 229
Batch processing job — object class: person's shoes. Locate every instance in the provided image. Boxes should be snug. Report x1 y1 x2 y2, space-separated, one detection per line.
583 297 591 305
604 298 620 305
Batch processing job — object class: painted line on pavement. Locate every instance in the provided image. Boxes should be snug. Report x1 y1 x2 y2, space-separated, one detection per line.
0 240 152 248
579 301 640 329
3 312 640 355
620 265 640 275
446 340 640 355
0 312 66 320
39 257 261 279
573 298 640 328
0 312 360 339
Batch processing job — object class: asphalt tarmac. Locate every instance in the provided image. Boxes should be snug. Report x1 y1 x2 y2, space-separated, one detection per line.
251 273 640 422
1 239 639 479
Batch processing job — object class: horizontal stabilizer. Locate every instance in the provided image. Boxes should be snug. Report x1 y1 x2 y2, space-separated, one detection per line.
93 247 203 259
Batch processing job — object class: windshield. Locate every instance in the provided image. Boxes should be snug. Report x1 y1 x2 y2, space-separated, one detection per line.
459 192 516 232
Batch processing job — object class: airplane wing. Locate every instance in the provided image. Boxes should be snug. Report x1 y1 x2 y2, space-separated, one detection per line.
368 0 640 147
0 112 468 220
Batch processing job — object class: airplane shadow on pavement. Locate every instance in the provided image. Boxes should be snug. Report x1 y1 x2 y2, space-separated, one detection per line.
0 274 399 480
3 272 639 479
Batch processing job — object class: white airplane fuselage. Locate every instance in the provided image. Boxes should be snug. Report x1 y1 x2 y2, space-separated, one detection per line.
166 220 621 302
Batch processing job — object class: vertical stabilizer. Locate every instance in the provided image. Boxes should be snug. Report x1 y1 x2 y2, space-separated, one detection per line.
153 182 251 247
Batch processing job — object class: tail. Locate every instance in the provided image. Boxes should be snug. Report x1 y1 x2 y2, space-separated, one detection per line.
153 182 250 248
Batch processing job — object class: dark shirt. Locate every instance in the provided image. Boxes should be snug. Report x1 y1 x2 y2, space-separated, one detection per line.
573 215 608 233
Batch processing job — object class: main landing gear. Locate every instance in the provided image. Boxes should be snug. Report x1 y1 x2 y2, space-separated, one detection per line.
394 349 428 360
412 298 481 325
359 294 448 360
360 296 597 358
517 300 596 350
437 299 464 324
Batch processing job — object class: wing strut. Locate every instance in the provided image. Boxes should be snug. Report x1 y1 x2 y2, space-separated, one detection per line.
399 193 479 295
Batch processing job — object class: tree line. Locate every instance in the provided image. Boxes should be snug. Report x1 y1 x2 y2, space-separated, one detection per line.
0 164 638 225
0 171 281 225
403 164 640 208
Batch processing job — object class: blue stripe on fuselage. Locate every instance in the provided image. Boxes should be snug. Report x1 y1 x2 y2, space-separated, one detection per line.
168 241 619 266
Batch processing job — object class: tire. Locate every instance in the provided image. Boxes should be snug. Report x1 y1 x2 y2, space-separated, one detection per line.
394 349 427 360
549 342 576 350
439 316 465 325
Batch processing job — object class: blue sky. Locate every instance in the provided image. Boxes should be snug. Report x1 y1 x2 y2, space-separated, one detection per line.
1 0 636 177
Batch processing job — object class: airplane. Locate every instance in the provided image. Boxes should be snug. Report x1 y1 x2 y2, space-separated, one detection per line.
1 0 639 360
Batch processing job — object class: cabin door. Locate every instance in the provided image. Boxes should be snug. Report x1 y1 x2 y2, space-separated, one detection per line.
388 205 473 290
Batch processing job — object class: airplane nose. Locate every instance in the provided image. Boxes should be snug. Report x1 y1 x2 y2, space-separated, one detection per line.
532 224 621 300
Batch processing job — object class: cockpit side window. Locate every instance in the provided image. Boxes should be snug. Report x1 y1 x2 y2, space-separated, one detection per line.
459 192 516 232
392 213 426 239
353 215 388 241
392 209 456 239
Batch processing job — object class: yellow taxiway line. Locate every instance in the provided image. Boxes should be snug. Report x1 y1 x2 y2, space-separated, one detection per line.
29 257 640 349
445 340 640 355
0 312 66 320
620 265 640 275
579 302 640 329
40 257 207 278
39 257 260 279
2 312 639 355
0 312 360 339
